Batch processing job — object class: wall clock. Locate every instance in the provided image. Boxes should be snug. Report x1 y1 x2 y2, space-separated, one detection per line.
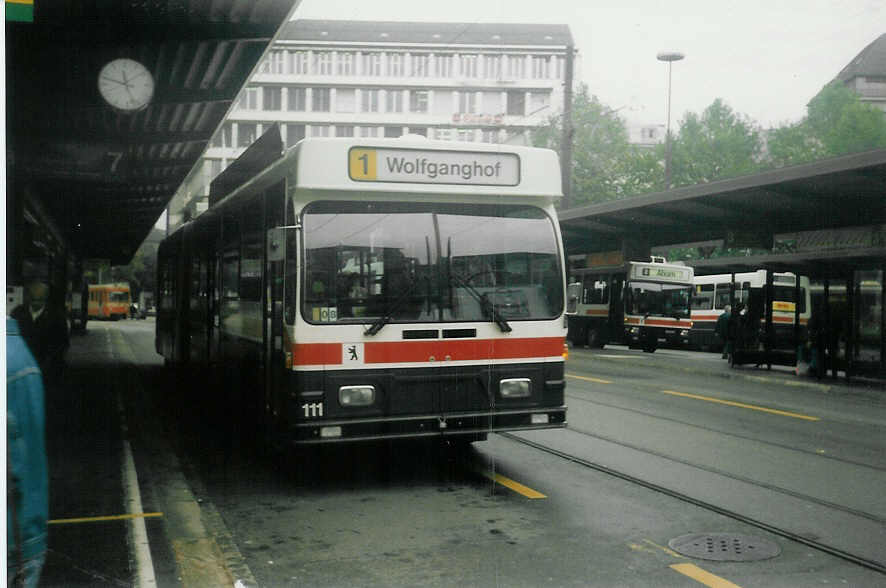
98 58 155 111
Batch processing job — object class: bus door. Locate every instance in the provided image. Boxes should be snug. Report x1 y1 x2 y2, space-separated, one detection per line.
609 275 624 341
265 226 293 430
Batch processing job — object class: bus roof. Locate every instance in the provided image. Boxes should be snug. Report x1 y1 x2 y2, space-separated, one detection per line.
291 136 563 198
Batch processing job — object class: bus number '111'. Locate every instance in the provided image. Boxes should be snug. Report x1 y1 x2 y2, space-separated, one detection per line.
302 402 324 418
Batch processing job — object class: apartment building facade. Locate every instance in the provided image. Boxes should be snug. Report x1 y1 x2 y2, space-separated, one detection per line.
195 20 575 203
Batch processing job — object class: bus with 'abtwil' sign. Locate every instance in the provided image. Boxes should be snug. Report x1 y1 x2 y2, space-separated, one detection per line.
566 255 694 352
157 128 568 447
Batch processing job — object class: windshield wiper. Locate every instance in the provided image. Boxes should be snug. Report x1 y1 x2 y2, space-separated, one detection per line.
448 271 512 333
364 276 426 336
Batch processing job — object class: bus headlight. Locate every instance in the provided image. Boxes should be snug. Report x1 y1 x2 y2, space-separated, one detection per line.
500 378 531 398
339 385 375 407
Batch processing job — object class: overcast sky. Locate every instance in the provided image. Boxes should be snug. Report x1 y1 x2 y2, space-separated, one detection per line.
291 0 884 129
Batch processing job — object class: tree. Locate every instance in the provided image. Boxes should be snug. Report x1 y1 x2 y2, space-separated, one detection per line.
532 84 641 206
767 82 886 168
669 99 763 186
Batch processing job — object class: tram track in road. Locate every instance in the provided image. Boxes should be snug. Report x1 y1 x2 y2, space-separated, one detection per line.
499 432 886 575
564 390 886 474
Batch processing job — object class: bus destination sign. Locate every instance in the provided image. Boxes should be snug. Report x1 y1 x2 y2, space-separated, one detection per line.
349 147 520 186
638 266 690 281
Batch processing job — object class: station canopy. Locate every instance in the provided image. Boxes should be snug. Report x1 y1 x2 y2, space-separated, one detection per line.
6 0 298 265
558 149 886 278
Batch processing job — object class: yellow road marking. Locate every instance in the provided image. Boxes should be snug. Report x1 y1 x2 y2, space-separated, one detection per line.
670 563 742 588
642 538 686 559
477 469 547 499
567 373 613 385
49 512 164 525
662 390 820 421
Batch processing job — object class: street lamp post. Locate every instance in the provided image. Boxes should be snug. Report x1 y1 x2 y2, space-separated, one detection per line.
657 51 684 191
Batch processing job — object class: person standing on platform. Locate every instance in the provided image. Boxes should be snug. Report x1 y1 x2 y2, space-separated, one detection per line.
6 316 50 587
10 281 69 385
715 304 732 359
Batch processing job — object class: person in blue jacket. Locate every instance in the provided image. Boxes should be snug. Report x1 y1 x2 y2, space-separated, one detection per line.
7 316 49 587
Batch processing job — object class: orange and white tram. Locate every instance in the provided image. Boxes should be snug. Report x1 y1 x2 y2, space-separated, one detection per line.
157 130 568 446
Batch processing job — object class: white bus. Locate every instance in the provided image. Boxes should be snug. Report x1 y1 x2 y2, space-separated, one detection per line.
689 269 810 351
157 130 568 446
567 256 694 352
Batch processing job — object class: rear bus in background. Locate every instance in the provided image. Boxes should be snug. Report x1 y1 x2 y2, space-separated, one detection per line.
566 256 694 352
156 131 568 448
689 269 810 352
88 283 131 321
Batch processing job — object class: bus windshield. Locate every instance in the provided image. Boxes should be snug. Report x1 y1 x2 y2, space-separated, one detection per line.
300 201 563 326
626 280 692 319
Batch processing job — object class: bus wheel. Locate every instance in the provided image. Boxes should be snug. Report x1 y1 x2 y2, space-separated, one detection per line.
586 328 600 348
642 344 656 353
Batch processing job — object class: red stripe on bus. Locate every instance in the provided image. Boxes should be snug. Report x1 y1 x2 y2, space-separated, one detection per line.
291 337 564 366
365 337 565 364
624 317 693 328
584 309 609 316
292 343 343 365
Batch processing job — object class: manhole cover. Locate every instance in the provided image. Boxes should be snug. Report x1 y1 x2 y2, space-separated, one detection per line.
668 533 781 562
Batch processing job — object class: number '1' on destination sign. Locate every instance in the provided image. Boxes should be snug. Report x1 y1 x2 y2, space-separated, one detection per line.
349 147 520 186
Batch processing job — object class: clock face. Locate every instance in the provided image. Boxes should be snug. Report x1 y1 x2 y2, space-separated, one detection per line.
98 58 155 111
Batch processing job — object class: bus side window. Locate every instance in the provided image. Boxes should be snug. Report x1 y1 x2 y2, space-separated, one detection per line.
714 283 731 309
692 283 714 310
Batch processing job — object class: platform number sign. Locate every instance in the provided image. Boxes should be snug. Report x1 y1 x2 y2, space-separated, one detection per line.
349 148 378 181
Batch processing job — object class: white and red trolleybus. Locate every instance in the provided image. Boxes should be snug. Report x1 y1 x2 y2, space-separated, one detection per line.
566 256 694 352
156 129 568 446
689 269 810 351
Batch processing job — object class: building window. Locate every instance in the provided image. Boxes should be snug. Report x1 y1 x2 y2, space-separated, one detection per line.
411 53 430 77
435 54 454 77
238 123 257 147
263 87 282 110
337 52 355 75
312 88 331 112
362 52 382 76
529 91 550 114
459 54 479 78
386 90 404 113
408 127 427 137
506 91 525 116
286 124 305 147
481 129 500 143
457 129 475 142
211 123 233 148
288 87 306 111
361 89 380 113
238 87 258 110
458 91 478 114
555 56 565 79
409 90 429 113
336 125 355 137
505 55 525 78
531 55 551 79
434 128 452 141
359 126 379 138
289 51 309 75
271 51 285 73
313 51 332 75
206 158 223 181
483 55 501 78
387 53 404 77
384 126 402 138
336 88 356 113
311 125 330 137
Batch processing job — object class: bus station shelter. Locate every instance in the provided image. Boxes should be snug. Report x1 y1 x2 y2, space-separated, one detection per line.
559 149 886 379
5 0 299 307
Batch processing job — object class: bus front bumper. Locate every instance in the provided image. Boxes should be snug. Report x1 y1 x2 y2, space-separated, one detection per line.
291 406 567 444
